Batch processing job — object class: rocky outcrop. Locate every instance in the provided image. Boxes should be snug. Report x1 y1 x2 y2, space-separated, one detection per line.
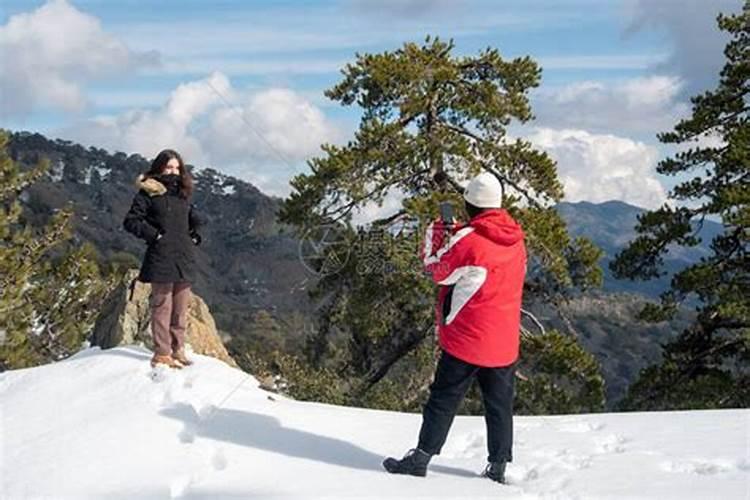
90 270 237 367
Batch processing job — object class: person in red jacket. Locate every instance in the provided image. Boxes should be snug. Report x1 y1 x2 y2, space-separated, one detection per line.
383 172 526 484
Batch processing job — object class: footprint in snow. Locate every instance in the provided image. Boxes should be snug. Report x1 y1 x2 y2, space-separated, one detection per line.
161 379 189 407
148 365 170 383
183 375 196 389
533 449 593 470
515 421 543 431
506 463 543 483
507 463 576 497
169 444 226 497
441 432 485 459
161 376 205 411
594 434 628 454
198 404 219 421
507 466 580 499
660 458 737 475
169 474 193 498
211 448 228 471
557 450 593 470
178 424 196 444
557 420 606 433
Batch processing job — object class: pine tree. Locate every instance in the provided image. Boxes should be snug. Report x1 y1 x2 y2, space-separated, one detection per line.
515 329 605 415
612 5 749 410
280 38 604 413
0 130 112 369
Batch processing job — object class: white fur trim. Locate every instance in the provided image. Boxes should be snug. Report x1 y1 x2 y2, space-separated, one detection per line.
136 174 167 196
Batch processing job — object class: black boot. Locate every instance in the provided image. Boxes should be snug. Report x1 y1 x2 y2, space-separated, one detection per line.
483 461 507 483
382 448 432 477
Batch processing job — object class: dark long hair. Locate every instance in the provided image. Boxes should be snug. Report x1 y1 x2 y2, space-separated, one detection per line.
146 149 193 198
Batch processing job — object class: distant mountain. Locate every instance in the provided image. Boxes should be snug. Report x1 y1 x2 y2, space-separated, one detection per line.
6 130 712 407
557 200 722 298
529 291 691 406
6 130 314 342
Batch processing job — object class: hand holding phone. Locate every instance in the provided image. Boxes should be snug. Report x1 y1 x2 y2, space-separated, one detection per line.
439 202 456 233
439 202 453 223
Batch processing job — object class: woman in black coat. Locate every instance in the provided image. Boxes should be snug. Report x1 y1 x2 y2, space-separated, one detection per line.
123 149 204 369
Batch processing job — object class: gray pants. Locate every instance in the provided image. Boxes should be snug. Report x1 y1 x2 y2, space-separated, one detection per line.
150 282 191 356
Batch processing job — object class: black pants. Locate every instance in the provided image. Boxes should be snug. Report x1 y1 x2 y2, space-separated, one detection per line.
417 351 515 463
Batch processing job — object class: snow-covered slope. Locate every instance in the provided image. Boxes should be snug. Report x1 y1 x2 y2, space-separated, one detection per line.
1 347 747 499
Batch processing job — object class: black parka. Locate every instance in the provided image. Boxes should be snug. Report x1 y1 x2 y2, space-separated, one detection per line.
123 174 204 283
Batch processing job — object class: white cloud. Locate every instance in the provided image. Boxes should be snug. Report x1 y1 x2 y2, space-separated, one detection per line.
60 73 670 208
60 72 231 163
0 0 159 118
526 128 668 209
201 88 337 165
351 189 408 227
533 76 689 135
57 72 340 196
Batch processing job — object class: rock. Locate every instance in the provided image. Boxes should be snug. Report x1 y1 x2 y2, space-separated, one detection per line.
91 270 238 367
257 374 277 392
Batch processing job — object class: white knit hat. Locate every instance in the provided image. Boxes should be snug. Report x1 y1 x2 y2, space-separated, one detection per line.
463 172 502 208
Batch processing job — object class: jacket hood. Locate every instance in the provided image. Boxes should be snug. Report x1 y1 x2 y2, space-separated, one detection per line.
136 174 166 197
469 208 524 246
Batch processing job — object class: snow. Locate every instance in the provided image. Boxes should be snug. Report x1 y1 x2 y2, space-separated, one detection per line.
1 346 747 500
81 163 109 185
95 165 110 181
49 159 64 182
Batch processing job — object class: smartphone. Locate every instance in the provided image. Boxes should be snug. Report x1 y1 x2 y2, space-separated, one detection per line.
439 202 454 224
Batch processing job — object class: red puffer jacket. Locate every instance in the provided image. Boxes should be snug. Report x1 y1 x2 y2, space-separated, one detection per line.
421 209 526 367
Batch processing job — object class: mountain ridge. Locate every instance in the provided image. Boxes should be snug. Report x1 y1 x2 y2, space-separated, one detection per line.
5 129 705 406
556 199 721 297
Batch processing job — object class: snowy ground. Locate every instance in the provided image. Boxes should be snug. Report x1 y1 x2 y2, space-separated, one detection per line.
1 346 748 500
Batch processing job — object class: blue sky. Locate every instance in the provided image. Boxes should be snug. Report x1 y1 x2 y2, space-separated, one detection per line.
0 0 741 207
